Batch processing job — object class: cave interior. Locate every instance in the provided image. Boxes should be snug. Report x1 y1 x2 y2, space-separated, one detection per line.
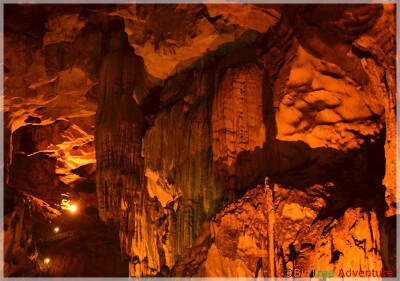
3 3 397 278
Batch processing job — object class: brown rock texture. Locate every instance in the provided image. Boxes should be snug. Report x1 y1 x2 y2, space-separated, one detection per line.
4 188 61 277
94 30 159 276
4 3 397 278
172 180 389 277
212 63 267 199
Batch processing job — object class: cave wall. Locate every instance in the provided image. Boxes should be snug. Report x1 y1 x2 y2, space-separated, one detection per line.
96 3 398 277
4 3 397 277
4 5 129 277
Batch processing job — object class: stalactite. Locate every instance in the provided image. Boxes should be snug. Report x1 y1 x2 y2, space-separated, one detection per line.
95 30 163 276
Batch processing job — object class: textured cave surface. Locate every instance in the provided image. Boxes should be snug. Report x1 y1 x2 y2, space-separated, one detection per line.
4 3 397 277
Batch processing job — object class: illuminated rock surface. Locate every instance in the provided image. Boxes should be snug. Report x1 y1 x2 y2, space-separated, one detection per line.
172 180 395 277
4 3 397 277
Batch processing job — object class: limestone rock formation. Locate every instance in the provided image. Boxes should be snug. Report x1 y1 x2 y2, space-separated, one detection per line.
4 3 397 278
172 180 389 277
94 30 160 276
4 188 60 277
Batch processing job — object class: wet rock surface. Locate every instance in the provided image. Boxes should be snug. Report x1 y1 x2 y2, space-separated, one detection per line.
4 3 397 277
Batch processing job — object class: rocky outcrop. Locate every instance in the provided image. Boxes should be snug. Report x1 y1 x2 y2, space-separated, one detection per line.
4 189 60 277
169 3 397 277
9 152 68 204
172 179 392 277
113 4 280 80
280 4 397 216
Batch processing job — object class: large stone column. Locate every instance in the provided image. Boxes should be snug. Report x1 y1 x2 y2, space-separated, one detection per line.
95 31 162 276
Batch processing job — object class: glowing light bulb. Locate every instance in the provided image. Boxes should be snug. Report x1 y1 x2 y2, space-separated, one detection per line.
70 204 78 213
54 227 59 233
44 258 50 264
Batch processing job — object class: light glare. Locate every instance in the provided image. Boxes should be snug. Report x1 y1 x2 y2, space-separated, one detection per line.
70 204 78 213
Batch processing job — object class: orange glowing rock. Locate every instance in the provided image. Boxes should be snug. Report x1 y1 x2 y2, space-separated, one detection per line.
2 3 396 278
